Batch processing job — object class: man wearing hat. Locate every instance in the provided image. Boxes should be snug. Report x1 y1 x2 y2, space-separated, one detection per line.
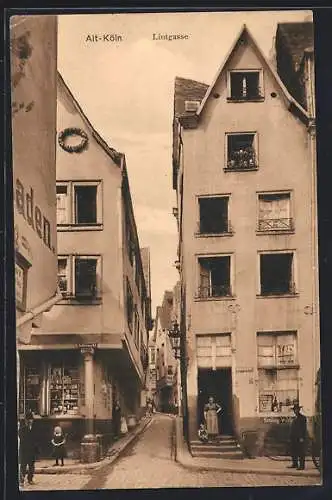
288 402 307 470
19 410 38 486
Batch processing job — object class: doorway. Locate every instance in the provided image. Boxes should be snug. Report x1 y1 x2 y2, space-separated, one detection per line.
197 368 233 435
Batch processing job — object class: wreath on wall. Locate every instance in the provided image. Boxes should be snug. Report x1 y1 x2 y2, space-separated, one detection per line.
58 127 89 153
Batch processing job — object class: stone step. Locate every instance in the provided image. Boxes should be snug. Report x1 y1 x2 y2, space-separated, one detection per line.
191 449 244 460
191 439 237 447
191 444 239 453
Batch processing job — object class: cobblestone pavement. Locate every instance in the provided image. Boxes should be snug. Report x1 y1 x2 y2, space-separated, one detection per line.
88 414 320 490
20 474 91 491
21 414 320 490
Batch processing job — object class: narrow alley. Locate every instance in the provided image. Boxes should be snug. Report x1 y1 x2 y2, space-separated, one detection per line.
23 414 319 491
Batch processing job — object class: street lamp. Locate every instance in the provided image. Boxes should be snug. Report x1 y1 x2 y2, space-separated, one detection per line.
168 320 181 360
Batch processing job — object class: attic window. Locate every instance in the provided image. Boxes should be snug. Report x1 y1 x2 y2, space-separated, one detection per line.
228 70 264 101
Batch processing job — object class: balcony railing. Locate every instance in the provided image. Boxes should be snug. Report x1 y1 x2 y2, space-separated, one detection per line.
258 218 294 232
196 220 233 235
196 284 232 299
226 147 257 170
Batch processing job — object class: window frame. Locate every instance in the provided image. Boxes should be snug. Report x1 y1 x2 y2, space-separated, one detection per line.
134 306 140 349
195 253 235 301
196 194 233 237
257 250 298 297
257 190 294 234
15 252 31 311
256 331 299 415
225 132 259 172
57 254 102 301
227 69 264 102
126 279 134 333
56 180 103 230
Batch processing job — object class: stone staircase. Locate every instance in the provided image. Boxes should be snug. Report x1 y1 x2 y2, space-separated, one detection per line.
190 435 244 459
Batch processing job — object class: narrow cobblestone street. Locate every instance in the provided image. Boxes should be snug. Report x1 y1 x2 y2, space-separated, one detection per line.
22 414 319 491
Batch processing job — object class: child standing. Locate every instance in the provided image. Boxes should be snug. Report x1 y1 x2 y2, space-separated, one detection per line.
51 426 66 466
198 423 209 443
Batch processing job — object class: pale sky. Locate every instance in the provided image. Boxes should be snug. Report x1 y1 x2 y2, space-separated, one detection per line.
58 10 312 314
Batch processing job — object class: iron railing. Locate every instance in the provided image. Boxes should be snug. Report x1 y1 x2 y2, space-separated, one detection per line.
196 220 233 235
196 284 232 299
258 218 294 232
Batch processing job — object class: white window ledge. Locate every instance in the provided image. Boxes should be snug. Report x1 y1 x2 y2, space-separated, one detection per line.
57 223 103 232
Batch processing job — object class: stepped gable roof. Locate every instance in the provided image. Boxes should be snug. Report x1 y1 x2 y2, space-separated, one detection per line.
277 22 314 71
57 71 123 167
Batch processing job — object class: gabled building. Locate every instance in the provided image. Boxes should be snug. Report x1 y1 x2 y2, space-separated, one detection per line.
18 72 152 457
150 290 179 413
172 23 319 456
11 16 61 414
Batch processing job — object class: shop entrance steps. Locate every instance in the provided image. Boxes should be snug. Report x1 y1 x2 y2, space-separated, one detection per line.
190 435 244 459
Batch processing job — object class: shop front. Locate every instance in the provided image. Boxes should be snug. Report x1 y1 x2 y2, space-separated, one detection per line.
19 349 88 458
18 341 144 459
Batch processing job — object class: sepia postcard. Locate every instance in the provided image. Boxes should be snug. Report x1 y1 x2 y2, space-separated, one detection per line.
9 9 321 491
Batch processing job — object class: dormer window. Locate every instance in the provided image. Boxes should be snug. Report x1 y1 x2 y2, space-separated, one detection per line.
228 70 264 101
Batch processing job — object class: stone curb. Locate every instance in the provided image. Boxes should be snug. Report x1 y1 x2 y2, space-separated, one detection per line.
35 417 153 475
174 417 320 479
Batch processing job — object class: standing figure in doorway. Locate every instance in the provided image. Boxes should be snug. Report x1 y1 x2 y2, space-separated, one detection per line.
51 425 66 466
112 401 121 440
287 402 307 470
204 396 222 441
19 410 38 486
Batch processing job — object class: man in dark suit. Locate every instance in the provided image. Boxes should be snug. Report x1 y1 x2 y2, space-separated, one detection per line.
287 402 307 470
19 410 38 486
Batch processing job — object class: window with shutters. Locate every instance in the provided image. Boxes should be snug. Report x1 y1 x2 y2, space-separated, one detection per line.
257 192 293 232
259 252 296 296
57 257 69 295
57 255 101 301
257 332 299 413
56 181 102 229
197 335 232 368
56 184 69 224
197 196 232 235
228 70 264 101
197 255 232 299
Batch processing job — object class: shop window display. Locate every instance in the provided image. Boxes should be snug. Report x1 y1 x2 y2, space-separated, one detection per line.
50 365 81 416
20 366 41 415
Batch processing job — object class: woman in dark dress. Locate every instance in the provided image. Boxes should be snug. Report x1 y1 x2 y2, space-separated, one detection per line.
113 401 121 440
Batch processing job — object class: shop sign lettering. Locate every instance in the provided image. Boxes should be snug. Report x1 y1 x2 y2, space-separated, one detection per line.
276 343 295 365
263 417 280 424
263 416 293 424
78 343 97 354
236 367 254 373
15 178 55 254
